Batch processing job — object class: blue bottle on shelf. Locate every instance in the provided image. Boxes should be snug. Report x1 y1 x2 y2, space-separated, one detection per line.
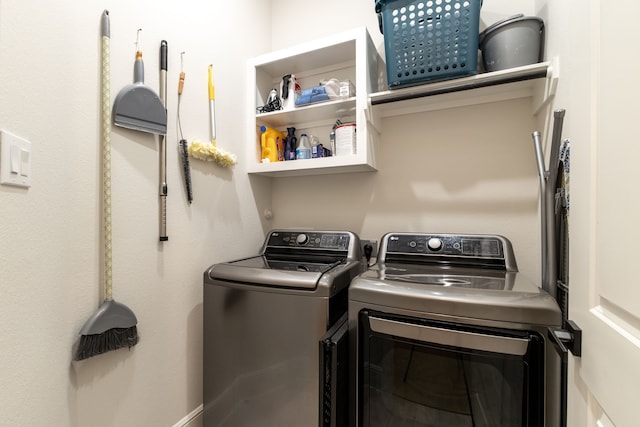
285 127 297 161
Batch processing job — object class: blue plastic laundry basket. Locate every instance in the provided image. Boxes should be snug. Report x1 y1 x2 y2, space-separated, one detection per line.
375 0 482 88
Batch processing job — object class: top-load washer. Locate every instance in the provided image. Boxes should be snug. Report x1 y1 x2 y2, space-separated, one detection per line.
349 232 562 427
203 229 363 427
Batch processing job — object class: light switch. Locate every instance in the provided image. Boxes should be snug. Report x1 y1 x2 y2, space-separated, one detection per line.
11 144 20 173
20 148 30 177
1 130 32 188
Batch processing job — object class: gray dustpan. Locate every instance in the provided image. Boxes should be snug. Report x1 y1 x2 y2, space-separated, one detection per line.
113 50 167 134
78 300 138 334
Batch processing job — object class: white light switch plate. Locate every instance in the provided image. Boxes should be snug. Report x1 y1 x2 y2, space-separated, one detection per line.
1 130 32 188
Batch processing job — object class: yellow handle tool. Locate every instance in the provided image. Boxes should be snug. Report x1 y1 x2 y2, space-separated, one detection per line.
208 64 216 143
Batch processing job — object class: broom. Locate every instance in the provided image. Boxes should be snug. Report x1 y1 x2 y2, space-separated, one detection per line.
73 10 139 361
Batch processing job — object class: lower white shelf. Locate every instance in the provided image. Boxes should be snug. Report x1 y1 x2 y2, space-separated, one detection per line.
246 154 376 177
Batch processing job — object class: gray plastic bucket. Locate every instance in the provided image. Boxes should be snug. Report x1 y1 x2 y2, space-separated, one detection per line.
479 14 545 72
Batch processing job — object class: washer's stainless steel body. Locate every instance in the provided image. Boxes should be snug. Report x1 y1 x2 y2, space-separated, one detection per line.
349 233 562 426
203 230 363 427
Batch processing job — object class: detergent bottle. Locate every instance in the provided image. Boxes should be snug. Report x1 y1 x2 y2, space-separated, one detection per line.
296 133 312 159
260 125 284 163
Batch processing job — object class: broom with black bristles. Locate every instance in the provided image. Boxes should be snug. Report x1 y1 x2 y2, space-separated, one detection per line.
73 10 139 361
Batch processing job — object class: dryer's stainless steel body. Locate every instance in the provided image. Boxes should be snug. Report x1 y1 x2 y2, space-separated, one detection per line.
349 232 562 426
203 230 362 427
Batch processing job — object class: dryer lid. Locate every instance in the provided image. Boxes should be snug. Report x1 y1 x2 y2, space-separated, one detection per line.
376 263 514 290
349 270 561 326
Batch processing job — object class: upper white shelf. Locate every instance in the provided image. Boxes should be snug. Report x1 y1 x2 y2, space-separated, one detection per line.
256 97 357 128
369 60 558 118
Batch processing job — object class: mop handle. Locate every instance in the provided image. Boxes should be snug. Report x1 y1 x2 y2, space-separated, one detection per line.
159 40 168 242
208 64 216 142
101 10 113 301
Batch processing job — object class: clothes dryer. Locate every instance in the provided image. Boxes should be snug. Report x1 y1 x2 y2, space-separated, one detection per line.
349 232 562 427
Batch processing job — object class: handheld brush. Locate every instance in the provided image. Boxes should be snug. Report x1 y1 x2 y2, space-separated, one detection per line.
177 52 193 203
187 65 237 167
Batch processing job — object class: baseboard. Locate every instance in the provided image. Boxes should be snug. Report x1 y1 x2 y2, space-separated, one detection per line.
172 404 203 427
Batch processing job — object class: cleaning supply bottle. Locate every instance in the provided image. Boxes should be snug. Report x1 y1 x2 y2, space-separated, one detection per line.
296 133 311 159
310 135 322 158
260 125 284 163
280 74 301 110
329 127 336 155
329 120 342 156
285 127 297 161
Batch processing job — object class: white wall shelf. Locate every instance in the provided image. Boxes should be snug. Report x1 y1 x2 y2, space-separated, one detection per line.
255 97 357 129
246 27 380 177
369 60 558 120
247 27 557 178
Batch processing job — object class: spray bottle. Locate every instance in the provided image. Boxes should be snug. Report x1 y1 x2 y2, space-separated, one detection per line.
280 74 301 110
260 125 284 163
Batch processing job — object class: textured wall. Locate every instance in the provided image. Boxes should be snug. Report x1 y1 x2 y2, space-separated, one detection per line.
269 0 542 280
0 1 270 425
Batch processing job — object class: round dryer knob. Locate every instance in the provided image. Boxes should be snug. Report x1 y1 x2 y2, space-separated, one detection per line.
296 233 309 245
427 237 443 251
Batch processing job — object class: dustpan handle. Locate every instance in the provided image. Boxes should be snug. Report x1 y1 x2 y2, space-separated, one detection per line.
134 52 144 84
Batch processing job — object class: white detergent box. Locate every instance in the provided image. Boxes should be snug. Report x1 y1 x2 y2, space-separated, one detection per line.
335 123 356 156
339 80 356 98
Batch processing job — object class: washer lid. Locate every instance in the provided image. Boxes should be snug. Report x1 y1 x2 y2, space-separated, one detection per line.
207 255 344 290
205 229 362 291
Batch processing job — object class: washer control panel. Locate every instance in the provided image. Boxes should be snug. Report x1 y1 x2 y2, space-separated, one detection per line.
266 231 351 251
382 233 508 262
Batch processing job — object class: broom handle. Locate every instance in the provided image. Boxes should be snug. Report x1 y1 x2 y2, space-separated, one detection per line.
101 10 113 301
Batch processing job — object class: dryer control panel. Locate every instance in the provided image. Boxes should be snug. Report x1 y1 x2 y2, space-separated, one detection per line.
379 233 517 271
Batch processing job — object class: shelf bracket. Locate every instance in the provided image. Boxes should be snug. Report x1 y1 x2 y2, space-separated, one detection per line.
532 56 560 115
364 105 382 135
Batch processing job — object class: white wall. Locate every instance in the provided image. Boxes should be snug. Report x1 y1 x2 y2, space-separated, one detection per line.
268 0 542 281
533 1 591 425
536 1 640 426
0 1 271 425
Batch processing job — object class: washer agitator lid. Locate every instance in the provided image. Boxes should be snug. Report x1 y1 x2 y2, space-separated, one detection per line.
207 229 362 290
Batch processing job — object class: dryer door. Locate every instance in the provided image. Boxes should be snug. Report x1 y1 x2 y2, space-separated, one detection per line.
319 313 349 427
358 310 546 427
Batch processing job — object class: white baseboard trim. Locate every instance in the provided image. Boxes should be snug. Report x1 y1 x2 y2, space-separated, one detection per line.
172 404 203 427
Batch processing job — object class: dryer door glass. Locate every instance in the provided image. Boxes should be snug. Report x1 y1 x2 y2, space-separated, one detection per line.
358 311 545 427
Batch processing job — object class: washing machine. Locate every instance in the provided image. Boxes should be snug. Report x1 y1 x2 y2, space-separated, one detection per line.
349 232 562 427
203 229 364 427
